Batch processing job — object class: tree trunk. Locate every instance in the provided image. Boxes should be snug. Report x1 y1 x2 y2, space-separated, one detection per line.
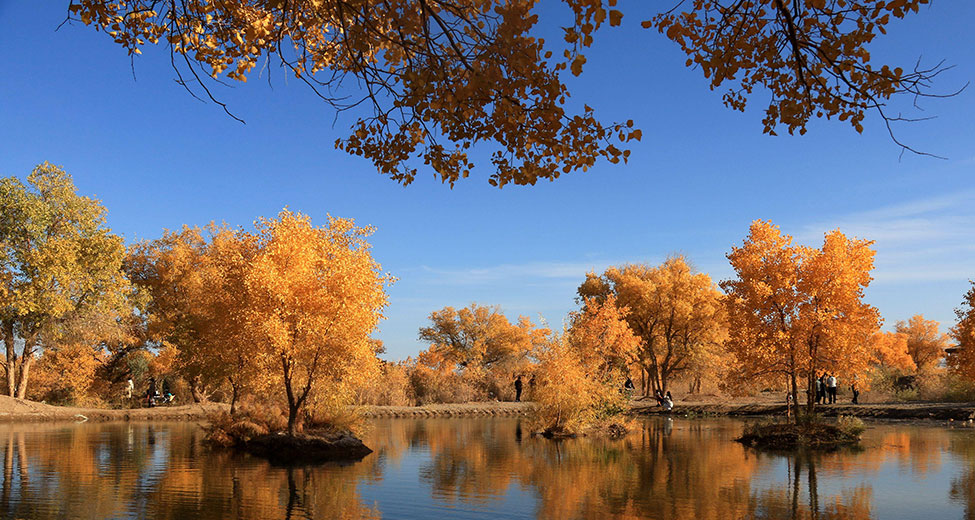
790 371 800 424
229 378 240 416
2 321 15 397
14 346 33 400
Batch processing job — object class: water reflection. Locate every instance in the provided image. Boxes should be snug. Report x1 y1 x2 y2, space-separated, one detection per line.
1 418 974 519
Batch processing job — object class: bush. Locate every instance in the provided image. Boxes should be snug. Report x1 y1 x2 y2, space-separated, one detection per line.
528 337 627 437
836 415 866 436
204 398 287 447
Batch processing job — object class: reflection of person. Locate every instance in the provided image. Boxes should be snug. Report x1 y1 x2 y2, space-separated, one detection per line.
514 375 523 402
126 378 134 399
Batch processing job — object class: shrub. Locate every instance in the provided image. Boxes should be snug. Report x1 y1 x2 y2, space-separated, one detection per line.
528 337 627 437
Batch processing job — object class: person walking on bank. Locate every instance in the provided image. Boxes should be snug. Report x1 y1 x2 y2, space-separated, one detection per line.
816 374 825 404
827 374 838 404
850 382 860 404
126 377 134 399
514 375 523 402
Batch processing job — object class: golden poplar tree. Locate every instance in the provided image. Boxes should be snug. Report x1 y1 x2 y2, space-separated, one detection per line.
895 314 951 373
245 210 391 434
577 256 726 396
949 282 975 380
723 220 881 417
417 303 547 399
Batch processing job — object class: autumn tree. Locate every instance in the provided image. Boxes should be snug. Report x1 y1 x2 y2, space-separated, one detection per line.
895 314 951 373
66 0 946 186
566 295 640 382
0 163 135 399
244 210 391 434
869 331 916 374
417 303 548 400
723 220 881 418
949 282 975 380
577 256 726 396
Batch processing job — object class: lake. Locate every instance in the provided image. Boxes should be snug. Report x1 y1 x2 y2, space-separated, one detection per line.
1 417 974 519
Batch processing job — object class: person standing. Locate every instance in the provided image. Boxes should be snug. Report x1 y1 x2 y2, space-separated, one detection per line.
514 375 523 402
850 382 860 404
126 378 134 399
827 374 838 404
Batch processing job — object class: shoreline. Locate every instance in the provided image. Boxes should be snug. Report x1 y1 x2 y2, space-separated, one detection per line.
2 395 973 423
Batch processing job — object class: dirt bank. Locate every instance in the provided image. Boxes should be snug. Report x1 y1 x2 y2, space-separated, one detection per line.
632 398 975 421
360 402 533 418
0 395 226 423
3 394 972 423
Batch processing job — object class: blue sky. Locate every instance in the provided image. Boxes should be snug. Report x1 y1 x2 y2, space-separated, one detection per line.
1 2 973 360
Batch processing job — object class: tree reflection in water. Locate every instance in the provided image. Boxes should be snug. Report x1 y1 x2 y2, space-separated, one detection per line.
0 419 973 519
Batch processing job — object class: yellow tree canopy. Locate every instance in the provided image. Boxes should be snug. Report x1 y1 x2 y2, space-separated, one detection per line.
577 256 726 394
723 220 881 409
245 210 391 433
66 0 944 185
869 331 916 373
895 314 951 372
567 295 640 380
949 282 975 380
418 303 548 371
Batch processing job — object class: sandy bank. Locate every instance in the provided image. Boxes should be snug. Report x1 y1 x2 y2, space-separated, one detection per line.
3 394 972 423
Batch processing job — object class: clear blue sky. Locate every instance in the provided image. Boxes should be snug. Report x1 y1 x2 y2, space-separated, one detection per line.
1 2 973 360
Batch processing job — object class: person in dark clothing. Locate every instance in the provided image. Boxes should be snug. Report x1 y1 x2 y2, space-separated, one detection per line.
665 391 673 402
850 382 860 404
623 377 635 396
146 377 157 408
816 375 825 404
514 375 523 402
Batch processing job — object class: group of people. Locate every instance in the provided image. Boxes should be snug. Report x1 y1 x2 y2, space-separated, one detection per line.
654 389 675 411
810 373 861 405
125 377 176 407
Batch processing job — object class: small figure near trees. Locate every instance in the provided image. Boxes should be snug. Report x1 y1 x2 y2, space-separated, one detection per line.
514 375 523 403
850 382 860 405
126 378 134 399
146 377 157 408
827 374 838 404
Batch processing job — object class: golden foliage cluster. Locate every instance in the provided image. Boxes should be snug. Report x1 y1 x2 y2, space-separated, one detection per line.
66 0 939 184
723 220 881 412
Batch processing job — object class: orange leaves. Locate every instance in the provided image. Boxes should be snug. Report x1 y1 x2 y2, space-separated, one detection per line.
647 0 937 142
723 220 881 397
71 0 638 187
895 314 951 372
950 282 975 381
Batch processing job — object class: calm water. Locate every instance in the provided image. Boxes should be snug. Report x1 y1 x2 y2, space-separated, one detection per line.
2 417 975 519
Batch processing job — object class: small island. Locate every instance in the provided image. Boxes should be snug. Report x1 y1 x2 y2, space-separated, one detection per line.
736 416 866 450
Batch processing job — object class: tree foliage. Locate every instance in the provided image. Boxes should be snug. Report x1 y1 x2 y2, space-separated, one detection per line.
0 163 136 399
66 0 944 185
723 220 881 417
651 0 950 155
578 256 726 395
245 210 391 434
895 314 950 373
417 303 547 400
949 282 975 380
125 224 258 408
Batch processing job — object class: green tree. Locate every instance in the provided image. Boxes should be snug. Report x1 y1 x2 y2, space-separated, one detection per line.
0 163 135 398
